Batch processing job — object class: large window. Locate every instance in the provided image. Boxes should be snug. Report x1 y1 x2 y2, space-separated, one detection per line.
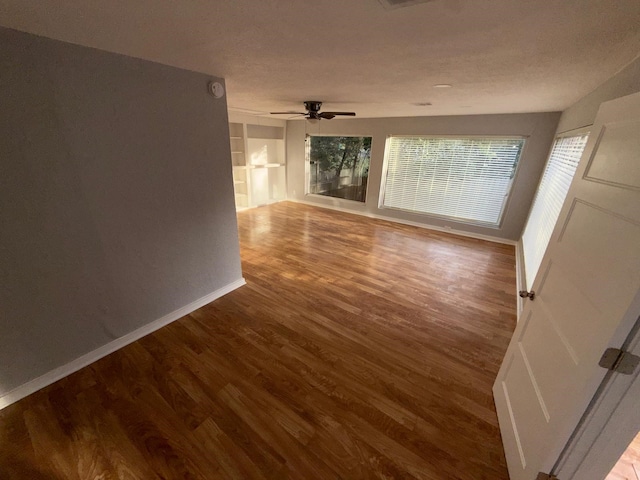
382 136 525 226
308 136 372 202
522 133 589 288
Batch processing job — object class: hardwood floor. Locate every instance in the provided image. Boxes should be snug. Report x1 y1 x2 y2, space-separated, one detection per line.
0 202 517 479
607 431 640 480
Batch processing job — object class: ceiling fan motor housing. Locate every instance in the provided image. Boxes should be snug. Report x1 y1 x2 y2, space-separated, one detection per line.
304 101 323 113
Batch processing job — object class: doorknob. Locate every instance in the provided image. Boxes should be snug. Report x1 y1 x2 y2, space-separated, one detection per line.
519 290 535 300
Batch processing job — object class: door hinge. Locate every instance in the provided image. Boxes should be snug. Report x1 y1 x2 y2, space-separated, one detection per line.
536 473 559 480
599 348 640 375
519 290 535 300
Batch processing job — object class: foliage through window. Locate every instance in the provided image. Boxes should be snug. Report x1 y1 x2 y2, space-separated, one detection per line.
382 136 525 226
308 136 372 202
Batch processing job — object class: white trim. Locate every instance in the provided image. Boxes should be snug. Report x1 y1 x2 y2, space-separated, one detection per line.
556 124 592 137
378 136 393 209
305 133 373 202
0 278 246 410
515 238 526 321
307 133 374 138
289 198 516 245
379 135 528 230
305 193 366 206
388 134 529 140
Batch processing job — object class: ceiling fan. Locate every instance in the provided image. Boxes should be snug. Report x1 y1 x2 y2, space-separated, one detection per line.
270 101 356 120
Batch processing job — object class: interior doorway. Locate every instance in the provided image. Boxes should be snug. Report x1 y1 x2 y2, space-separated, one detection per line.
553 312 640 480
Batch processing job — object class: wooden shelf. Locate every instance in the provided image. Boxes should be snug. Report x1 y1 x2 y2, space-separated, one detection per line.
249 163 285 169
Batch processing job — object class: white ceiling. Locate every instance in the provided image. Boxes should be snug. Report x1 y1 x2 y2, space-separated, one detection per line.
2 0 640 118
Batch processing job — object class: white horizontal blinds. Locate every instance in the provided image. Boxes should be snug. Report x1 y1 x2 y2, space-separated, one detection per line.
522 133 589 289
383 137 525 225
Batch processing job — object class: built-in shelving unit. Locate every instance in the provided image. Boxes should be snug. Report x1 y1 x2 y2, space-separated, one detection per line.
229 122 249 209
228 114 286 211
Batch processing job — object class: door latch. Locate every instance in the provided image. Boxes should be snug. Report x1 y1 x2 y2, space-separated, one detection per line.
519 290 535 301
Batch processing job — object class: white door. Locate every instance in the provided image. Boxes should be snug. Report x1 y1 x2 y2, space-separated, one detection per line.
493 91 640 480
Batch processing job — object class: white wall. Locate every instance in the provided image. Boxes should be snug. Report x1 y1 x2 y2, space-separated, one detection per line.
0 28 243 401
557 55 640 133
287 113 560 241
228 111 287 128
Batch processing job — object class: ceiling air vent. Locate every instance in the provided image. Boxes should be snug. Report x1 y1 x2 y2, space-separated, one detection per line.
377 0 435 10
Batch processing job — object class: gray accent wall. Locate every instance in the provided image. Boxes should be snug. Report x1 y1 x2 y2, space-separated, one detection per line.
0 28 242 396
286 113 560 241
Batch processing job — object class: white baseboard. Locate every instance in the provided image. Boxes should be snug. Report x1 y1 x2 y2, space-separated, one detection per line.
288 198 517 246
0 278 246 410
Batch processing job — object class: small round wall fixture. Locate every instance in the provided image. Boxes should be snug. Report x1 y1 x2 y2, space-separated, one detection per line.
208 81 225 98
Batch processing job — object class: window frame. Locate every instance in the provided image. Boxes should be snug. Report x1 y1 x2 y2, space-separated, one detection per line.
378 134 528 228
521 126 590 289
305 133 374 205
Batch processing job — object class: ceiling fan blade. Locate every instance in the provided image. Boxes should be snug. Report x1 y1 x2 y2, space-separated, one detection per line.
270 111 306 115
318 113 335 120
320 112 356 117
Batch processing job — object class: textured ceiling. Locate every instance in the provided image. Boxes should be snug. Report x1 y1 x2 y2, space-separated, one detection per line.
1 0 640 118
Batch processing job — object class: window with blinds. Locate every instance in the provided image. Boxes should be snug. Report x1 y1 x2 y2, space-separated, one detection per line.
382 136 525 226
522 133 589 289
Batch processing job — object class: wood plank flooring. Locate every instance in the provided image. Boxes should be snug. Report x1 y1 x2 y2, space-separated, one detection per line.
0 201 517 479
607 431 640 480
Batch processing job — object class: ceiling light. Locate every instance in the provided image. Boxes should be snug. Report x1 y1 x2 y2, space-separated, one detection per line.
433 84 453 88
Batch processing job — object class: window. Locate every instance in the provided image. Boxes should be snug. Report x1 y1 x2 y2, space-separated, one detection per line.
382 136 525 226
308 136 372 202
522 133 589 289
